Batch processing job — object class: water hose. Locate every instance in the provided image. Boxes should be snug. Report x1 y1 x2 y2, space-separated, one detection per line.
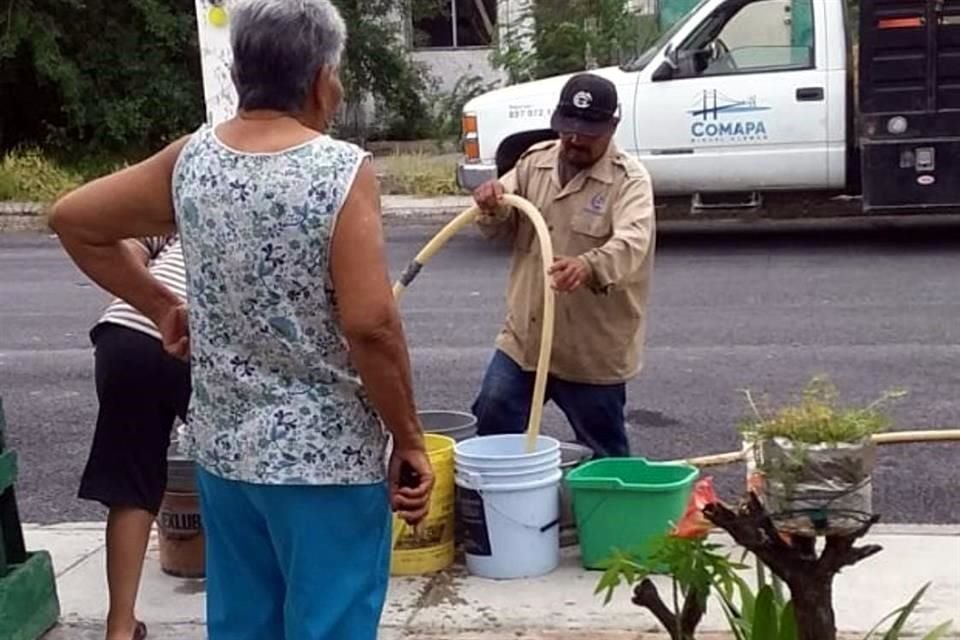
392 194 556 454
681 429 960 468
390 195 555 550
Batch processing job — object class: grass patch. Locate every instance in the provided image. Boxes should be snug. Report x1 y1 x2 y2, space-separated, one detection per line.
0 148 134 203
378 152 463 197
64 152 133 182
0 149 84 203
0 146 464 202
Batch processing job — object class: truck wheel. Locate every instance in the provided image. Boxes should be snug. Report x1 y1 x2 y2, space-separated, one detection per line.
496 130 558 177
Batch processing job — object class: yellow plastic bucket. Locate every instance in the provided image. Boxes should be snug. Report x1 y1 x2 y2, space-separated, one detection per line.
390 433 456 575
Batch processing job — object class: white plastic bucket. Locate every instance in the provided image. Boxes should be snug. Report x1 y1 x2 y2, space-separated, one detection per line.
454 435 562 579
454 434 560 469
455 454 560 485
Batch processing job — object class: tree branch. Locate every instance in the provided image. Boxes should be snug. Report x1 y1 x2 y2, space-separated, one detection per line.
632 579 680 639
703 493 810 582
819 514 882 573
679 586 708 636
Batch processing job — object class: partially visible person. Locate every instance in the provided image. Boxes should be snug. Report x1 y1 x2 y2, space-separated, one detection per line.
470 73 656 458
79 235 189 640
48 1 433 638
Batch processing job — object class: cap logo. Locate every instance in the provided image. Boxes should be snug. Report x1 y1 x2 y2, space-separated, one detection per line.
572 91 593 109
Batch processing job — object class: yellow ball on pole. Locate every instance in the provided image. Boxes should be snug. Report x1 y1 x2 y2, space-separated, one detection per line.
208 5 228 27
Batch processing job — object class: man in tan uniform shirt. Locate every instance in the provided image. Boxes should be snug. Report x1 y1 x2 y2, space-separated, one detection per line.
471 73 655 456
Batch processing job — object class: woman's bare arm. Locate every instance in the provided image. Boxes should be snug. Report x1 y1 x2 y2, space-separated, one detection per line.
48 137 189 325
331 158 432 521
330 159 423 451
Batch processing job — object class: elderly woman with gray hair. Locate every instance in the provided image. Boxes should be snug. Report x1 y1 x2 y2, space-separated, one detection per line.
49 0 434 638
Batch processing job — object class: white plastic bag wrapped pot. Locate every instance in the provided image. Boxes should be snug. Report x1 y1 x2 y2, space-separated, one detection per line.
752 437 876 536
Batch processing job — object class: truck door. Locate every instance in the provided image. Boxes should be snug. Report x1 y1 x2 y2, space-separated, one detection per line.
859 0 960 212
633 0 831 196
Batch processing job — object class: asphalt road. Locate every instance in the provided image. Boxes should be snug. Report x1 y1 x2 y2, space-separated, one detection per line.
1 221 959 524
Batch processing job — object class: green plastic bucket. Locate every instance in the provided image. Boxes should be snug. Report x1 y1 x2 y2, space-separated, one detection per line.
566 458 699 570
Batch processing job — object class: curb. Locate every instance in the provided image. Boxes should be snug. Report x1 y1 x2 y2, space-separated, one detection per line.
0 199 474 219
7 199 960 235
0 202 48 233
0 199 472 233
380 197 474 226
0 202 45 216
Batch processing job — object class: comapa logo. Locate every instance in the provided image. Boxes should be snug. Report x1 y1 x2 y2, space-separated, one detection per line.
688 90 770 143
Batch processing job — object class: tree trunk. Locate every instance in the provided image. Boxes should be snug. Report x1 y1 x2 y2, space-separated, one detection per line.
790 580 837 640
703 493 883 640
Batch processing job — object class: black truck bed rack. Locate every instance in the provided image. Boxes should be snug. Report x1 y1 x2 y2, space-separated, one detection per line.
859 0 960 211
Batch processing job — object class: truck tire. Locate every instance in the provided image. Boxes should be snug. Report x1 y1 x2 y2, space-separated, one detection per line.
496 130 558 177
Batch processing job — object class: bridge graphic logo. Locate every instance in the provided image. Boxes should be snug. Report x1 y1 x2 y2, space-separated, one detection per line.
688 90 771 142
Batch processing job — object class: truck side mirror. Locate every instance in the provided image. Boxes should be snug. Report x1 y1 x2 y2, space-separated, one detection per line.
652 61 674 82
659 50 707 80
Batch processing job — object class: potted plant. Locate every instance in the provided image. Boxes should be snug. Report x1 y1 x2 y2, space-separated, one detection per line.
739 376 904 537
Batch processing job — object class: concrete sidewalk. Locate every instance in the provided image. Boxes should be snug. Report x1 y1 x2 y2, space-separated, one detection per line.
25 523 960 639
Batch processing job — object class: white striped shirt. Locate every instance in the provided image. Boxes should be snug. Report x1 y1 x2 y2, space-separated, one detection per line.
97 236 186 340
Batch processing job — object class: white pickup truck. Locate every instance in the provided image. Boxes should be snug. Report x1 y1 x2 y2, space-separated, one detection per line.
457 0 960 216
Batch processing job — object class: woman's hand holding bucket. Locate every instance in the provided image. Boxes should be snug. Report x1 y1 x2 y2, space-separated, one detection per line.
390 446 435 526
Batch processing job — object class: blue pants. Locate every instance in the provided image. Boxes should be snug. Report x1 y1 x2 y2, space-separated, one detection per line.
471 350 630 457
196 467 391 640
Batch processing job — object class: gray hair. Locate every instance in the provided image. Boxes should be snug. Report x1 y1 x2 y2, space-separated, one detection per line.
230 0 347 113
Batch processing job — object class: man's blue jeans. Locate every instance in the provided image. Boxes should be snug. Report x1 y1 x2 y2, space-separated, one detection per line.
471 350 630 457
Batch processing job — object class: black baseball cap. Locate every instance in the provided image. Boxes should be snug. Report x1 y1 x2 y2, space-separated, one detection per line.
550 73 620 137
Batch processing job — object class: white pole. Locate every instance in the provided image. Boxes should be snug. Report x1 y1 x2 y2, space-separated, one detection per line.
194 0 239 125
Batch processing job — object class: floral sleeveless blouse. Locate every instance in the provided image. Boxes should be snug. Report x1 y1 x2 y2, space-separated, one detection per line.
172 126 386 486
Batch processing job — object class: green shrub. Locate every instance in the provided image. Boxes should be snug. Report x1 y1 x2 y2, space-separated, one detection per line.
0 149 83 202
491 0 662 83
0 172 17 201
739 376 905 445
64 152 132 182
434 75 502 140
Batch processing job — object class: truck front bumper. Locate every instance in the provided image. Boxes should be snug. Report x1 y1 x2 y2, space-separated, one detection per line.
456 160 497 192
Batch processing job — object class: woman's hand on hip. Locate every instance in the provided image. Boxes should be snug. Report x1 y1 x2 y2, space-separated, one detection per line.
389 446 434 526
156 302 190 360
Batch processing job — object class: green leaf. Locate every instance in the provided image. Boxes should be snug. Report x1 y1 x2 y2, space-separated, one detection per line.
716 588 749 640
734 574 757 624
716 570 736 602
864 603 907 640
779 601 798 640
753 585 780 640
772 574 787 606
593 551 650 605
919 620 954 640
881 582 932 640
726 613 749 640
